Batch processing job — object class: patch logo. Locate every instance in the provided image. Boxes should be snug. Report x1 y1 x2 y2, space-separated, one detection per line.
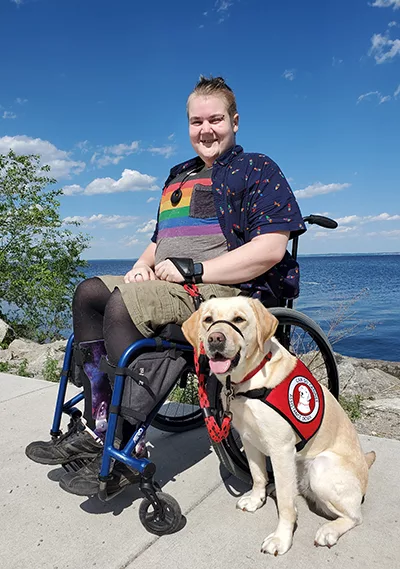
288 375 320 423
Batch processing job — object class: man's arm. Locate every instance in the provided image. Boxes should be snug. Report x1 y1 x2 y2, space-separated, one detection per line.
124 242 157 283
154 232 289 284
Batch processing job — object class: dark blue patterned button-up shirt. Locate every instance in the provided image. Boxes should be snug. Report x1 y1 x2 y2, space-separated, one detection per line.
152 145 306 301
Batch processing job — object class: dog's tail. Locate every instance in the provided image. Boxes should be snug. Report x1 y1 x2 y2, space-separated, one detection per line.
365 451 376 469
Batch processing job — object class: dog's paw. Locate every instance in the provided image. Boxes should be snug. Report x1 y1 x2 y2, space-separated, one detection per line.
314 523 340 548
261 532 292 556
236 493 266 513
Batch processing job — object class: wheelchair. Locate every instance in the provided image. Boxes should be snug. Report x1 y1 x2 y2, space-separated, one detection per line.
49 214 339 536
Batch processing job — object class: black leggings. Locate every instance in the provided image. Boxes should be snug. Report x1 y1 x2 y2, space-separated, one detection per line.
72 277 143 437
72 277 144 364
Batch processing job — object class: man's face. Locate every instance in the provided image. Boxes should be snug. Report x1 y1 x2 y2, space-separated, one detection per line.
188 94 239 166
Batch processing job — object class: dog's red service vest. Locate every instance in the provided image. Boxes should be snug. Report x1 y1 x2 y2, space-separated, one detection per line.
239 359 325 448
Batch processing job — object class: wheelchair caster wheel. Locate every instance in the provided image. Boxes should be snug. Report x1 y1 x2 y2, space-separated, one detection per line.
139 492 182 535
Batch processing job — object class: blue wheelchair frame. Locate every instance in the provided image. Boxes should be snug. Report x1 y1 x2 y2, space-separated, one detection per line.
51 333 194 501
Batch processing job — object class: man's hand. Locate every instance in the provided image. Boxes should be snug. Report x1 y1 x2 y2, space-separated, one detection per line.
124 263 156 283
155 259 185 283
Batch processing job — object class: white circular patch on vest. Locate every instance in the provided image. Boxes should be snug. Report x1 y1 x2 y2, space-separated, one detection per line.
288 376 319 423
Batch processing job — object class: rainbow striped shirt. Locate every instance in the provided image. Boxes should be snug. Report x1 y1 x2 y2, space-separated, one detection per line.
154 166 227 264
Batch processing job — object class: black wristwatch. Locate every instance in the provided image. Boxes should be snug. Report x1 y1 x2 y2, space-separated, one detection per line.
193 262 204 284
167 257 204 284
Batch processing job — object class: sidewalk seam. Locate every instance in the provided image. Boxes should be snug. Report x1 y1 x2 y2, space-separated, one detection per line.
1 383 57 403
119 473 231 569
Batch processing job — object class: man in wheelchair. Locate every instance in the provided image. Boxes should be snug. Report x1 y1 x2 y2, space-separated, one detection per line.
26 76 305 496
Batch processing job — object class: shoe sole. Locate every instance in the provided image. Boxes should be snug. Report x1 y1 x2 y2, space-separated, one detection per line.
25 449 101 466
58 466 141 497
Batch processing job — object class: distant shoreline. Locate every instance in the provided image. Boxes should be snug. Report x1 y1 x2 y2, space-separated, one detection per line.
84 252 400 262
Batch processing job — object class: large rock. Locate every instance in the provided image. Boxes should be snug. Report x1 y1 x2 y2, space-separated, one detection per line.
0 317 15 345
336 353 400 398
0 338 66 379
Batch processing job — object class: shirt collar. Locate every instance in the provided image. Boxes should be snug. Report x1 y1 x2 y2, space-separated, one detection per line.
214 145 243 166
169 145 243 178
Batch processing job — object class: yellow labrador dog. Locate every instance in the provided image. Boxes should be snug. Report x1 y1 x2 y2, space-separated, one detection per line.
182 296 375 556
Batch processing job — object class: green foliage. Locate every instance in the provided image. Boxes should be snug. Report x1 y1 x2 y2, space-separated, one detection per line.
0 361 10 373
168 372 199 405
0 151 89 341
16 358 31 377
42 356 61 382
339 394 363 422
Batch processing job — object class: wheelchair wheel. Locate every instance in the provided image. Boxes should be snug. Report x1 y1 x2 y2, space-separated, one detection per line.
151 367 204 433
207 308 339 484
139 491 182 535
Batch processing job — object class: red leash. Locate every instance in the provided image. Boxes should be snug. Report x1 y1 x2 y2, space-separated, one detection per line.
194 344 232 443
183 283 232 443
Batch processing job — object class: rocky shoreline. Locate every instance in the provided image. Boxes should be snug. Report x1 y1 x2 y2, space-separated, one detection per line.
1 318 399 440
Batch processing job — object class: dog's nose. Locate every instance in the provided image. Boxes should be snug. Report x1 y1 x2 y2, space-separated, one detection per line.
208 331 226 349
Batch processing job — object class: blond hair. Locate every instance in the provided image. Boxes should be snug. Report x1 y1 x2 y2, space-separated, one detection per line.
187 76 238 118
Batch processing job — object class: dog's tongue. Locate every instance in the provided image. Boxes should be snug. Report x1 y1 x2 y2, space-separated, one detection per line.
209 358 231 375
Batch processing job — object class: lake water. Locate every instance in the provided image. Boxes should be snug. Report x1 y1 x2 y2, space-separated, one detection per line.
84 255 400 362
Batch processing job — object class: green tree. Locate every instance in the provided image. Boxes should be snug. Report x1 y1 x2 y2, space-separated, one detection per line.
0 150 89 342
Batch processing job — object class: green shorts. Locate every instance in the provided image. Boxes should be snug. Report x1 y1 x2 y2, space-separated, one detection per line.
98 276 242 337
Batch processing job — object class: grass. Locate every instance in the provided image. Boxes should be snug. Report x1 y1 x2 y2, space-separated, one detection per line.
339 394 363 422
168 372 199 405
0 361 11 373
42 357 61 382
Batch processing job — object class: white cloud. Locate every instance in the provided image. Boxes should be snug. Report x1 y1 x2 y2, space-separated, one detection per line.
335 215 362 225
147 197 157 203
11 0 23 5
394 84 400 97
282 69 295 81
0 135 85 178
357 90 391 104
363 212 400 222
368 32 400 63
136 220 157 233
15 97 28 104
90 141 140 168
294 182 350 199
367 229 400 237
168 133 175 140
63 214 138 229
105 141 140 156
388 20 399 26
75 140 91 153
90 152 125 168
215 0 234 23
370 1 400 9
63 169 159 196
146 145 176 158
120 236 139 247
332 57 344 67
2 111 17 119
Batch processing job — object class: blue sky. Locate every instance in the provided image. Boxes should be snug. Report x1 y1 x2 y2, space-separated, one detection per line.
1 0 399 259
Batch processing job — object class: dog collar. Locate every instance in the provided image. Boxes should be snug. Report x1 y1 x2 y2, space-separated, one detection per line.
231 351 273 385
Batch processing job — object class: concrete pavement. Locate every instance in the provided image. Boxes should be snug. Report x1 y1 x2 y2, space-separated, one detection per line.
1 372 399 569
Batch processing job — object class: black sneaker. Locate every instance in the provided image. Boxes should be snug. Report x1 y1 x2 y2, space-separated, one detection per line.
25 420 103 465
59 454 141 496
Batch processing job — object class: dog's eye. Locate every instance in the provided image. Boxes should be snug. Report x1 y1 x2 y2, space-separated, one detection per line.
233 316 245 323
203 316 213 324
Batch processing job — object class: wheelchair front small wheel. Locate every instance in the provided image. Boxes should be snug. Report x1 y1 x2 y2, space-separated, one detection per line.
139 492 182 535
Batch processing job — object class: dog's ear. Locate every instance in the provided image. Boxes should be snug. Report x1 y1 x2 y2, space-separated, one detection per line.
249 299 279 352
181 308 202 351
